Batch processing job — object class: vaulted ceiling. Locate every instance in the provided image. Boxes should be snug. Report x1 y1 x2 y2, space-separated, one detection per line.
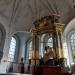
0 0 75 32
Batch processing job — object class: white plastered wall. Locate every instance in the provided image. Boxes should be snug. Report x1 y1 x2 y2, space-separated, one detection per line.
63 18 75 66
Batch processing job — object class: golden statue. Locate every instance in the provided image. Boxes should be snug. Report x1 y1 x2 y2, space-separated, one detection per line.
43 46 55 63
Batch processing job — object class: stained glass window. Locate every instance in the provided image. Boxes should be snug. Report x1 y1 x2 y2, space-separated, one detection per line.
8 37 16 62
47 37 53 48
29 41 32 59
70 33 75 62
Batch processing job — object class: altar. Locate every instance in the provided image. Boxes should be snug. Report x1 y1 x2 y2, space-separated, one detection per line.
31 14 65 64
30 65 70 75
42 66 61 75
29 14 69 75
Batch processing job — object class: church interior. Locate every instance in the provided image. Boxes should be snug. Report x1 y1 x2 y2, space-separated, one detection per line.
0 0 75 75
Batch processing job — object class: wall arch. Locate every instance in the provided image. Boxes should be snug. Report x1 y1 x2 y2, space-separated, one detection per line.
11 31 30 36
64 18 75 65
8 34 20 63
12 32 31 63
0 23 6 61
64 18 75 36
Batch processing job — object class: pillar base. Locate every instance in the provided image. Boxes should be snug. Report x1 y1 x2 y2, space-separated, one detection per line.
31 59 40 65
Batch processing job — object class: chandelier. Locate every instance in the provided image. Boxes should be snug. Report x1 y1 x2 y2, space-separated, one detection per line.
72 0 75 8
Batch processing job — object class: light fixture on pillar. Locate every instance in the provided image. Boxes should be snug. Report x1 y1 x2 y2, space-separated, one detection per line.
72 0 75 8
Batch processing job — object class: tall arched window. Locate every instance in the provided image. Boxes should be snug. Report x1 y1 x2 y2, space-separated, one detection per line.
29 41 32 59
40 34 46 57
8 37 16 62
70 33 75 62
47 37 53 48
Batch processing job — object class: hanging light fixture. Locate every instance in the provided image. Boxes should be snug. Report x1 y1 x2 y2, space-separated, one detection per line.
72 0 75 8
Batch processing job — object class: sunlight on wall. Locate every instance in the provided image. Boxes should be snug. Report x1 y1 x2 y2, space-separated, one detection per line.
63 42 70 66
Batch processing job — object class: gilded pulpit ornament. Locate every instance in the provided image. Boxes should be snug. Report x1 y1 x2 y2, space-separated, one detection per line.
31 14 64 65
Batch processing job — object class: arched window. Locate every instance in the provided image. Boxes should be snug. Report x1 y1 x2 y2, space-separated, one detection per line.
40 34 53 57
29 41 32 59
40 34 46 57
8 37 16 62
70 33 75 62
47 37 53 48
